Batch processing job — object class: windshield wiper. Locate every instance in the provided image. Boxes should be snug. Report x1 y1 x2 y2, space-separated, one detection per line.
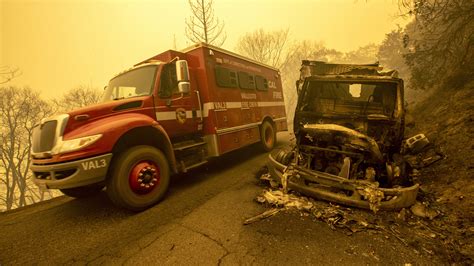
113 97 125 100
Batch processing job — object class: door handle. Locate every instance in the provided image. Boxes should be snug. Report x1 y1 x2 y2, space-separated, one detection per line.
195 90 203 122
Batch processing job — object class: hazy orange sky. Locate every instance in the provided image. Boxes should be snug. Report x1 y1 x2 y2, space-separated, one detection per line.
1 0 409 99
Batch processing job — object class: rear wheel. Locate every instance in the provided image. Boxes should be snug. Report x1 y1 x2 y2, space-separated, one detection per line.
60 184 104 198
106 145 170 211
260 121 276 151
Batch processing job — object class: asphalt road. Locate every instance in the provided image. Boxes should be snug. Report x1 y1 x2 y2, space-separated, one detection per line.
0 132 436 265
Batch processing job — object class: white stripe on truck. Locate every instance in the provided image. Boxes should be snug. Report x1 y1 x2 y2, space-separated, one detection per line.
155 101 285 121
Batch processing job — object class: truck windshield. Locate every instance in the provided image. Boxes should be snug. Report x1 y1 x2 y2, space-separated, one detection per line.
299 81 398 116
103 65 158 102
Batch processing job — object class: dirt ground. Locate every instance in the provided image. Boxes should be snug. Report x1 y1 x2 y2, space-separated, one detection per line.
404 80 474 263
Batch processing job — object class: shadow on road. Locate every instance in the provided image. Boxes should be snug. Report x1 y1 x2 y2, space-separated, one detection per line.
170 141 268 189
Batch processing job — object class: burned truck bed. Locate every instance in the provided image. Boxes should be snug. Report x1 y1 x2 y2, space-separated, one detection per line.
269 61 421 212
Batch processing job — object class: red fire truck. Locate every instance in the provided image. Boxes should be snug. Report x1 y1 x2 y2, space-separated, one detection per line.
30 43 287 210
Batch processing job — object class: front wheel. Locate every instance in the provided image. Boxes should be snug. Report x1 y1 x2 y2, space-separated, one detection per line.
260 121 276 152
106 145 170 211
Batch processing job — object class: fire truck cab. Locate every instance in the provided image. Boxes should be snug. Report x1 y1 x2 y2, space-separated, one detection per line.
30 43 287 211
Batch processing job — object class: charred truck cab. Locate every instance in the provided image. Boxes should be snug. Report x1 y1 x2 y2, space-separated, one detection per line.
269 61 418 211
30 43 287 211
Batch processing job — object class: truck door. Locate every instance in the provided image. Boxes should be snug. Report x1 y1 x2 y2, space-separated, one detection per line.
154 62 202 138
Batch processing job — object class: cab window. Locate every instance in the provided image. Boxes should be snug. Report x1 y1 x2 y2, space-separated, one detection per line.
159 63 179 98
103 65 157 102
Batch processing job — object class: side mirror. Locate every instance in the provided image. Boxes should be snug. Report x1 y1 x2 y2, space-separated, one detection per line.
176 60 190 82
178 82 190 94
176 60 190 94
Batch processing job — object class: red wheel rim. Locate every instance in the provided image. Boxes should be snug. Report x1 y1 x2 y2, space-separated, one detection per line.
128 160 160 195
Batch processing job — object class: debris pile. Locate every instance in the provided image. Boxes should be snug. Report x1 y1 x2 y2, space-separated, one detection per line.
245 188 377 234
357 185 385 213
246 167 471 263
402 134 446 169
255 189 314 211
410 202 439 220
252 165 442 226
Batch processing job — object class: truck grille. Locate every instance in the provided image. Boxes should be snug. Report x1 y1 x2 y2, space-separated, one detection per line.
32 121 57 153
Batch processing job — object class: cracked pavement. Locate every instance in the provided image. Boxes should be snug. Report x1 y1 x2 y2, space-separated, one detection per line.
0 133 437 265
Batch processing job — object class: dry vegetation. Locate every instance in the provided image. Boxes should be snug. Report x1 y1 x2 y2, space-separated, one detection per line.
0 86 102 211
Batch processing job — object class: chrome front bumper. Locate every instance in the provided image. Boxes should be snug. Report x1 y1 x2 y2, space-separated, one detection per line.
30 153 113 189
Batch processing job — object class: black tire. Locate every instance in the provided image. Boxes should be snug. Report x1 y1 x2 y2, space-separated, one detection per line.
60 184 104 198
260 121 276 151
106 145 170 211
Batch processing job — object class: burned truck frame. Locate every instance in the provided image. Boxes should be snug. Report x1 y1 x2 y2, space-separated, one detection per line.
269 61 419 211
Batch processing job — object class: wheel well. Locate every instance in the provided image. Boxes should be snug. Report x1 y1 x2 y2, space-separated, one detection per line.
261 116 275 129
111 126 176 173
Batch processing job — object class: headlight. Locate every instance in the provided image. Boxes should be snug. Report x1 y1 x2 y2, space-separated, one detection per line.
53 134 102 154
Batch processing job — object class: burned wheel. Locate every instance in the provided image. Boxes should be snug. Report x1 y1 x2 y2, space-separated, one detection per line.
273 149 294 165
106 145 170 211
260 121 276 152
60 184 104 198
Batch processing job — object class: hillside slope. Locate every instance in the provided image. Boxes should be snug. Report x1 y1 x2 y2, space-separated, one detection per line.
407 80 474 261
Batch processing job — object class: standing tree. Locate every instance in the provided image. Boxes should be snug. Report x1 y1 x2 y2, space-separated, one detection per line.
185 0 226 46
378 28 410 76
52 85 103 113
377 27 427 103
235 28 291 127
236 28 290 69
0 87 55 211
342 43 379 64
399 0 474 90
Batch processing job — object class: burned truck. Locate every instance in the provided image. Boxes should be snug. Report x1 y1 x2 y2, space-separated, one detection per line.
269 61 419 211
